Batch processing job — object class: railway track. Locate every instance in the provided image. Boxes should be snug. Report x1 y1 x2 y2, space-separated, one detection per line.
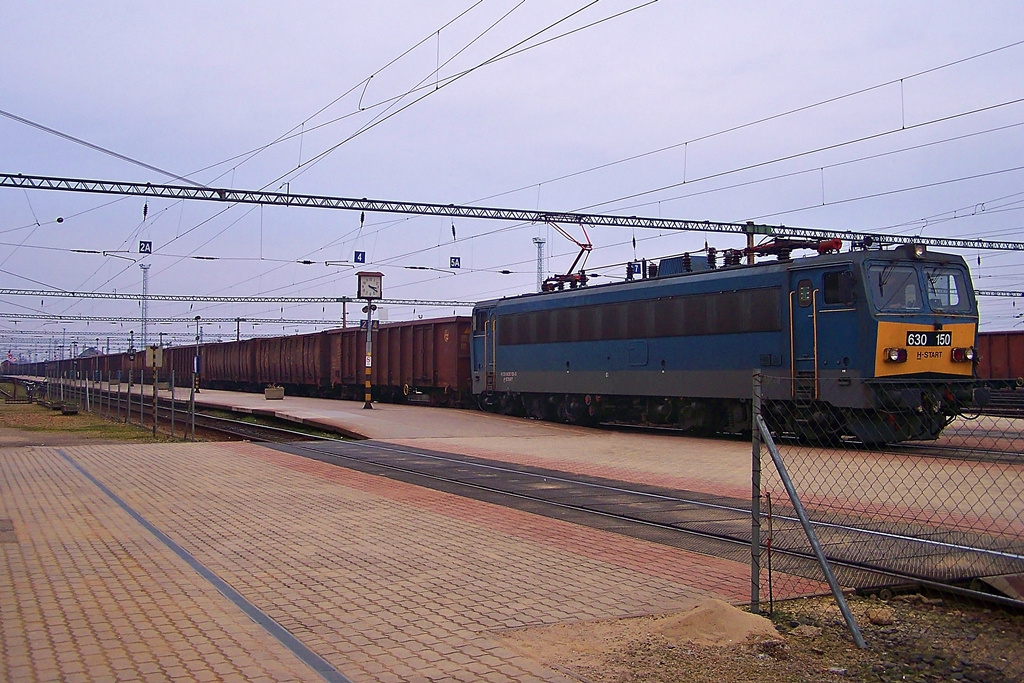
976 389 1024 419
272 439 1024 599
602 421 1024 465
45 383 344 443
184 408 344 443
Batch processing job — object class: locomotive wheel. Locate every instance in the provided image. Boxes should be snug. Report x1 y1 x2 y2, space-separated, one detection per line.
477 392 499 413
526 394 556 420
559 395 592 426
499 392 524 416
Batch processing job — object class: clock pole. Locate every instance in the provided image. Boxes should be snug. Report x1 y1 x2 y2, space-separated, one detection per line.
363 302 373 409
356 272 383 409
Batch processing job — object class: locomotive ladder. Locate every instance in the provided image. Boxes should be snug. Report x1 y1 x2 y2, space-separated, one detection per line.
788 289 820 402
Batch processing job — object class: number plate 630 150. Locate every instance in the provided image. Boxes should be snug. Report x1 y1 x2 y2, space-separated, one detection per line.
906 331 951 347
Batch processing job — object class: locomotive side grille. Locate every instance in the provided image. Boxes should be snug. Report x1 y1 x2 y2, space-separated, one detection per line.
498 287 781 345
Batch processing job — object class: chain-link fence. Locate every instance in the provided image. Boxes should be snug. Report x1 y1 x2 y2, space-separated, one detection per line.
752 372 1024 648
33 368 194 439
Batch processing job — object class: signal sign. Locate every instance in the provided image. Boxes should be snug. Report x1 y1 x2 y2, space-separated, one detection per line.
139 240 152 254
354 251 366 263
450 256 461 269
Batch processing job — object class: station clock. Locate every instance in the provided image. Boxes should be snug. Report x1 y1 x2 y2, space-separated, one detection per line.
356 271 384 300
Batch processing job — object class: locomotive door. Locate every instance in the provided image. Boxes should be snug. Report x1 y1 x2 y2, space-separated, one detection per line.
471 307 498 393
789 274 819 399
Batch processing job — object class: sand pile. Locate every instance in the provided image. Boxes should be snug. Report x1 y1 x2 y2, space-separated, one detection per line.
652 598 779 646
497 598 781 673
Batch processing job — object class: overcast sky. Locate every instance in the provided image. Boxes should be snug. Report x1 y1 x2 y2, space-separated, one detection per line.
2 1 1022 356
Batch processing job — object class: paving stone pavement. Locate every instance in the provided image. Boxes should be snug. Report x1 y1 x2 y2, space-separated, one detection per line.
2 439 763 682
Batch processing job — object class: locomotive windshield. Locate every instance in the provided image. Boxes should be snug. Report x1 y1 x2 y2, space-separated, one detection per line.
867 265 921 311
866 263 972 313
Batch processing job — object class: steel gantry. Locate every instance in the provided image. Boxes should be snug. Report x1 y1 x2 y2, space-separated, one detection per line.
0 312 348 326
4 172 1024 251
0 288 474 307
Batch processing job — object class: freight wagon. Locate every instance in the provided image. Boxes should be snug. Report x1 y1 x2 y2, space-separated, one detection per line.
975 330 1024 380
14 317 472 406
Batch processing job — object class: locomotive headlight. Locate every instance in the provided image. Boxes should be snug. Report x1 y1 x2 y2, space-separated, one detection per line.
884 347 908 363
912 244 926 259
951 347 975 363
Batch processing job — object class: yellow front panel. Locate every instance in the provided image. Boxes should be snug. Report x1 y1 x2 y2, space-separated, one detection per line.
874 321 976 377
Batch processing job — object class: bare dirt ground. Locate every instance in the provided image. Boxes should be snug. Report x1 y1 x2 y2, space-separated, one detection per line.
3 391 1022 682
499 593 1024 683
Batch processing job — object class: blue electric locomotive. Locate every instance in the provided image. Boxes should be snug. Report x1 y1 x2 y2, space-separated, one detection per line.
471 242 979 443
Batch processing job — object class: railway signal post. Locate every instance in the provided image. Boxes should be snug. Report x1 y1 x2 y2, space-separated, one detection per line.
357 272 383 409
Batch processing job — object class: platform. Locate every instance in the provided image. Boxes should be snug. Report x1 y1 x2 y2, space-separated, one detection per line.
188 388 757 502
0 390 777 682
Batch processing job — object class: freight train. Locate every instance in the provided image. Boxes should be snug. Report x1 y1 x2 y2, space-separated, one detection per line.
12 317 472 406
5 241 994 443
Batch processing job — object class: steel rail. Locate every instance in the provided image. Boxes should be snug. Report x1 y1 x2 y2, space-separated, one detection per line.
301 438 1024 563
286 439 1024 612
72 383 344 442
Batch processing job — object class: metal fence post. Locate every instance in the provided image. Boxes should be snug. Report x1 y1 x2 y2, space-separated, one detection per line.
751 370 762 614
756 413 866 649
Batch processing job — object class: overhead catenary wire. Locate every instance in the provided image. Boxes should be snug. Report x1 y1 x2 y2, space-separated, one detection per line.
580 95 1024 216
470 37 1024 206
2 11 1024 342
36 1 647 316
266 0 638 191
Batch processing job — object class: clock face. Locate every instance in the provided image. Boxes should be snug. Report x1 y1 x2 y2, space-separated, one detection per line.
358 275 382 299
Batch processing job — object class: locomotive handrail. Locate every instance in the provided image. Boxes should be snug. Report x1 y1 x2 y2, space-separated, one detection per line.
788 291 796 399
812 288 820 400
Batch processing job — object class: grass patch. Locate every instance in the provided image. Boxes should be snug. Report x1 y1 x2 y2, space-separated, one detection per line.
0 400 173 443
199 408 345 440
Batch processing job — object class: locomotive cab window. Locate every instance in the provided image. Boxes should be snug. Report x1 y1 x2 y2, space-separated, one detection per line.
923 266 971 312
823 270 855 305
473 311 489 333
867 265 922 312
